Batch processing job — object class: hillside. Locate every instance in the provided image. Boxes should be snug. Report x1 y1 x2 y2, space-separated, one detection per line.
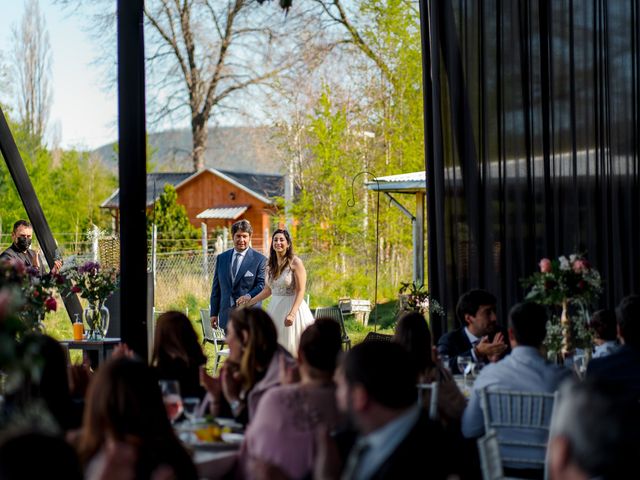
93 125 285 174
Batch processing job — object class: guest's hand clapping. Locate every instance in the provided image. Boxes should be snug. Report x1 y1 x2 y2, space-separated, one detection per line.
475 332 507 362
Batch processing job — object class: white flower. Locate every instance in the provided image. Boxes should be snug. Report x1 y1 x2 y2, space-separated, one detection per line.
559 256 570 271
569 254 578 263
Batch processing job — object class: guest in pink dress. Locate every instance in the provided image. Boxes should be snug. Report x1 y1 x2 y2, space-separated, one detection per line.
239 318 343 479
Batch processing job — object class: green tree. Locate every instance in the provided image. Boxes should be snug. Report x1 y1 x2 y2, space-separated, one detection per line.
147 184 199 252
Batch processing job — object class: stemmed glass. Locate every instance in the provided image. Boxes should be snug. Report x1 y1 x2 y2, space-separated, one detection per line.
183 397 201 424
159 380 183 424
457 354 473 388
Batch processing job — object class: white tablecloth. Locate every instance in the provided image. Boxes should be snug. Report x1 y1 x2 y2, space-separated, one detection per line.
194 450 238 480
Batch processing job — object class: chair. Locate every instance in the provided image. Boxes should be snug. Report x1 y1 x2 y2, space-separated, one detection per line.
314 306 351 350
479 388 557 477
416 381 439 420
362 332 393 343
199 308 229 373
478 430 508 480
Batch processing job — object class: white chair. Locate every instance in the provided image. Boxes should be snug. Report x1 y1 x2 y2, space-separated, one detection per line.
199 308 229 373
479 388 557 478
478 429 507 480
416 381 439 420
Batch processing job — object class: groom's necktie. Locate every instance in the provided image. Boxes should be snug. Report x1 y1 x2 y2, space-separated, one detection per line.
231 252 240 282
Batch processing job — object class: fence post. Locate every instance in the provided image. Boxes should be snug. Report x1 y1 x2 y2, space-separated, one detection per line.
151 223 157 288
201 222 208 281
92 224 99 261
222 227 229 250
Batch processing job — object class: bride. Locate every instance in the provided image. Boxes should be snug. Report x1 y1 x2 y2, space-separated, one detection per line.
239 229 315 355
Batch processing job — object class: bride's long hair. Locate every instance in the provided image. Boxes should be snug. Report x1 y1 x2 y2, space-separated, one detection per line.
268 229 294 280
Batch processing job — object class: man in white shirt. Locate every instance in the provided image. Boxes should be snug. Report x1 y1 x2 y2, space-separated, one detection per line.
462 301 571 477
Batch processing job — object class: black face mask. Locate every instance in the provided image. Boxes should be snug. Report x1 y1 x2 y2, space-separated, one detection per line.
15 237 31 251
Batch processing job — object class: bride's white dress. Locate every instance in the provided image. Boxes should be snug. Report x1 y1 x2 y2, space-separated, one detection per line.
266 266 315 355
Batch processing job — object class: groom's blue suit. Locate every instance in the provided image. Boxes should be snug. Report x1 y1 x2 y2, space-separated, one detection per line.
209 247 267 330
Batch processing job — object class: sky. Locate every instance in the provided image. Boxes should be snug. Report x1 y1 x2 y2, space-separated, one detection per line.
1 0 118 150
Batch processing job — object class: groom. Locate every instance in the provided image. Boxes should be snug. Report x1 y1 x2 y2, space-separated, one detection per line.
210 219 267 330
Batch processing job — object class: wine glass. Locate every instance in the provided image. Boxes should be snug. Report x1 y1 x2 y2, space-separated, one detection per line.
159 380 183 423
183 397 201 424
457 354 473 387
440 354 451 374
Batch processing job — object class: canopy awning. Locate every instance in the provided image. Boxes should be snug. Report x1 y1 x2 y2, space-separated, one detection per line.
196 205 248 220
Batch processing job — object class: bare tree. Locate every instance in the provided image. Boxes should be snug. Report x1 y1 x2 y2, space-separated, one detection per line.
12 0 52 141
58 0 327 172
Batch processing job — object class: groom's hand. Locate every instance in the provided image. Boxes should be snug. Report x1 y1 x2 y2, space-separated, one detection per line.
210 316 218 328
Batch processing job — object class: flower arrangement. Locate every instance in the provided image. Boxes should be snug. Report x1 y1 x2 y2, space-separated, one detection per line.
68 261 119 305
522 253 602 356
0 259 63 332
398 281 445 318
522 254 602 306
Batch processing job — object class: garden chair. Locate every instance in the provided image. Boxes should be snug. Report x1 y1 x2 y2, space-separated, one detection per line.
478 430 510 480
479 388 557 478
314 306 351 350
199 308 229 373
416 381 439 420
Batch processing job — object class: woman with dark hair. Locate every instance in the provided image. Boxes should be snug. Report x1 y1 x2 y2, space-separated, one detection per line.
239 318 343 478
240 229 314 355
394 311 466 425
6 334 80 431
200 307 295 425
76 357 197 479
151 311 207 399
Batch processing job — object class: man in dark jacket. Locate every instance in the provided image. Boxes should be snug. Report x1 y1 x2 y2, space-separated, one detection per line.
0 220 61 275
587 294 640 401
315 341 452 480
437 289 509 374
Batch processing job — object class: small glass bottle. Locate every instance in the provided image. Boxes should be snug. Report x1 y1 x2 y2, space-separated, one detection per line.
72 313 84 341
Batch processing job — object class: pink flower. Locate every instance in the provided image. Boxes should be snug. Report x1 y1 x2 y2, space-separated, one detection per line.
539 258 552 273
71 285 81 294
573 259 588 273
44 296 57 312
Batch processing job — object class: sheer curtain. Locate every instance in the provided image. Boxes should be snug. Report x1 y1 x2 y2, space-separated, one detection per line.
422 0 640 338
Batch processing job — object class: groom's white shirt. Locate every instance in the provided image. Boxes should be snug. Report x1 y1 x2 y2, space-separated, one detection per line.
231 247 249 278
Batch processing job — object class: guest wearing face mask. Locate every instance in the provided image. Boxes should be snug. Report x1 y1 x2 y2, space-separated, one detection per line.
0 220 62 275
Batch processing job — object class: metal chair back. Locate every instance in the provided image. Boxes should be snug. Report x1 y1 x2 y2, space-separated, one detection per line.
480 388 557 474
314 306 351 350
417 381 439 420
478 429 505 480
200 308 229 373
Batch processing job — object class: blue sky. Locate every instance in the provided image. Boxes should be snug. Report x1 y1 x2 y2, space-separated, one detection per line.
1 1 117 150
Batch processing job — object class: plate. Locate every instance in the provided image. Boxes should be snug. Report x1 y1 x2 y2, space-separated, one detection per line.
190 440 240 451
215 417 243 430
221 432 244 444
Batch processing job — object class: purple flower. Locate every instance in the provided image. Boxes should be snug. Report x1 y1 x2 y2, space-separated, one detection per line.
78 261 100 275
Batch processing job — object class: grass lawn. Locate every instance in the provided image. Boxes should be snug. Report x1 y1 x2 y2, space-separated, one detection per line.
42 297 402 368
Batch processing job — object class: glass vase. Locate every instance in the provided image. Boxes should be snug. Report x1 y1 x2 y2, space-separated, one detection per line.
83 300 110 339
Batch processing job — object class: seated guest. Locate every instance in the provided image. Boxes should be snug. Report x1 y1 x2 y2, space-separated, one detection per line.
462 302 571 479
315 341 452 480
0 431 82 480
151 311 207 399
200 307 295 425
587 295 640 400
393 311 466 425
240 319 343 479
548 379 640 480
76 357 197 479
437 289 509 374
589 309 621 358
5 334 80 431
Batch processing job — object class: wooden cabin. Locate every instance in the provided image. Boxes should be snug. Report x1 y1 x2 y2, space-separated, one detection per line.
101 169 284 253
